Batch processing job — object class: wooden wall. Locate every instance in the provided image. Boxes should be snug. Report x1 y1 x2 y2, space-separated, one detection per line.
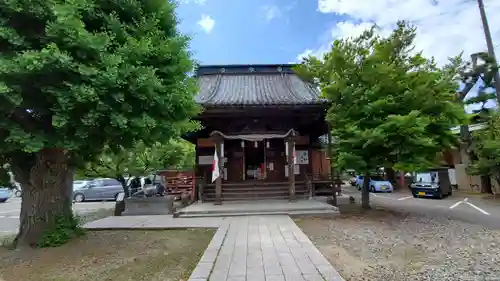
226 140 244 182
310 148 330 180
266 139 286 181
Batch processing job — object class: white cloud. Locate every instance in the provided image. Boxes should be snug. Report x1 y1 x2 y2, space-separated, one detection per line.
298 0 500 65
198 14 215 34
261 5 283 22
260 2 297 23
179 0 206 5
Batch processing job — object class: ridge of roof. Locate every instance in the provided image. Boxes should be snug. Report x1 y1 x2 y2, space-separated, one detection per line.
195 64 297 76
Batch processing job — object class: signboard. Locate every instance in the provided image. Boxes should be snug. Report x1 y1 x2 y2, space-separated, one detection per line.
296 150 309 164
198 155 213 165
198 156 227 165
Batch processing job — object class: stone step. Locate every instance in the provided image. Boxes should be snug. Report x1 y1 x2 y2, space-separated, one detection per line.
204 189 309 196
203 190 309 196
203 185 308 191
204 181 308 188
203 194 310 202
176 209 339 218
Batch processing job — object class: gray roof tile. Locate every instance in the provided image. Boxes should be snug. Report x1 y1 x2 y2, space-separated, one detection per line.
195 64 324 106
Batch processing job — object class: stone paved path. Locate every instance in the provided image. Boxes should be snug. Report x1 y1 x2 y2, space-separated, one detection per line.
84 215 344 281
189 216 344 281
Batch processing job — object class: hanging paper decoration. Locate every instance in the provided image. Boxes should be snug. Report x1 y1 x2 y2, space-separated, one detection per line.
266 140 270 148
241 140 245 148
254 141 258 148
293 144 297 165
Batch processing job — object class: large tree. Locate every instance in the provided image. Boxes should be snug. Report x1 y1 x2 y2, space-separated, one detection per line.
0 0 199 247
77 139 195 195
469 111 500 191
445 52 498 192
296 22 465 209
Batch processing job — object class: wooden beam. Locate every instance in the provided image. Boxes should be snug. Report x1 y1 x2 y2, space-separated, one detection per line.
287 132 296 201
211 133 223 205
197 138 215 147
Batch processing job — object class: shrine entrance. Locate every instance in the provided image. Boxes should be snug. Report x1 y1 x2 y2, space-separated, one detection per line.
185 64 333 203
244 140 265 180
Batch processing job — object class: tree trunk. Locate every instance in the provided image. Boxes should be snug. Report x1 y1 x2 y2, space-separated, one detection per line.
116 175 130 197
11 148 74 248
361 171 371 209
384 167 397 188
480 175 492 193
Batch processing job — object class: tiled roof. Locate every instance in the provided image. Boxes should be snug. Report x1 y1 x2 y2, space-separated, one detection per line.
195 64 325 106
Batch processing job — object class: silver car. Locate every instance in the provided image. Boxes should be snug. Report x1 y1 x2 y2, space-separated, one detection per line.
73 178 123 202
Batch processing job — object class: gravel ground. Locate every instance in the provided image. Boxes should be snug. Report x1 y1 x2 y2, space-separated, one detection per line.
295 206 500 281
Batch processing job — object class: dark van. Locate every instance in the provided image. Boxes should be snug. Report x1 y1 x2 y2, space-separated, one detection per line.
410 168 452 199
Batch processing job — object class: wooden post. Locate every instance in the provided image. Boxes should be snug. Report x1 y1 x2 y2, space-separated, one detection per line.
327 125 337 206
212 134 223 205
399 171 405 189
287 132 296 201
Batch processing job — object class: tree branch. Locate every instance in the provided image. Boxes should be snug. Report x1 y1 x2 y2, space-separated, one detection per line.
8 108 38 132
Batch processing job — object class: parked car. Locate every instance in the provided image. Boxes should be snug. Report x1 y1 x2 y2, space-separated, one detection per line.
356 175 394 192
73 180 90 190
410 169 452 199
0 186 9 202
72 178 123 202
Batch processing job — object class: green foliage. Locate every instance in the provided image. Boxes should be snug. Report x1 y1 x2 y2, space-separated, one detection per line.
295 21 465 173
37 214 85 248
469 112 500 186
0 0 200 167
445 52 498 173
77 138 195 181
446 52 498 111
0 0 199 246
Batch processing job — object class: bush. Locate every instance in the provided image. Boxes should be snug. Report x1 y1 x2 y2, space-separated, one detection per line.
37 214 86 248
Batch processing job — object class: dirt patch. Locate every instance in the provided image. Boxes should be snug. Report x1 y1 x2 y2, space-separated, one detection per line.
295 207 500 281
76 208 114 224
0 229 214 281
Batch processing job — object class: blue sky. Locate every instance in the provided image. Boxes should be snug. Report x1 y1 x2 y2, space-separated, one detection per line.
176 0 499 110
176 0 500 67
176 0 341 65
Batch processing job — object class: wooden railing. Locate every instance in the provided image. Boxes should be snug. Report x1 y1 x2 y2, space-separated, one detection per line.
165 176 198 201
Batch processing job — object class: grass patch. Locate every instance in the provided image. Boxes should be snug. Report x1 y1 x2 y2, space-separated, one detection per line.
0 228 215 281
0 208 114 249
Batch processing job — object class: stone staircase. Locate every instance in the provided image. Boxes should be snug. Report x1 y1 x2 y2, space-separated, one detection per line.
202 181 310 202
174 199 339 218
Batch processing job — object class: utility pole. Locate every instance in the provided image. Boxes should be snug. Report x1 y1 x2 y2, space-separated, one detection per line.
477 0 500 105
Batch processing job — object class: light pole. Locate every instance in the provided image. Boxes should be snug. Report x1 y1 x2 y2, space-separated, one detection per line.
477 0 500 105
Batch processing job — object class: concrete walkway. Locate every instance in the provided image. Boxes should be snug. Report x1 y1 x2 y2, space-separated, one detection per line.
84 215 345 281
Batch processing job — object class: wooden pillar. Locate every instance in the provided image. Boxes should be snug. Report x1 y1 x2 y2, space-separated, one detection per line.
287 132 296 201
241 140 246 181
327 125 337 206
212 134 223 205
